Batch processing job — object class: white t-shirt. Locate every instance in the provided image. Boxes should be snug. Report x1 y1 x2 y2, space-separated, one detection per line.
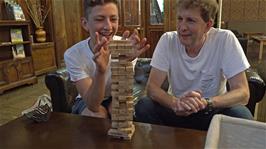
64 36 120 97
151 28 250 98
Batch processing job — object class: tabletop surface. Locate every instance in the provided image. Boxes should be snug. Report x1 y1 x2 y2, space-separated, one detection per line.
252 35 266 41
0 112 206 149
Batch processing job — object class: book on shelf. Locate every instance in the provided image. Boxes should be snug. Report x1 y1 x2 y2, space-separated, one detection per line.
10 28 23 43
4 0 25 21
12 44 25 59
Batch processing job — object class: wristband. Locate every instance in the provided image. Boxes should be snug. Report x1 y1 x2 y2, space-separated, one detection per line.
204 97 213 114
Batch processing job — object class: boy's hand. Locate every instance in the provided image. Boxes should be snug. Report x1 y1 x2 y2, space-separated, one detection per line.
121 29 150 61
92 32 110 73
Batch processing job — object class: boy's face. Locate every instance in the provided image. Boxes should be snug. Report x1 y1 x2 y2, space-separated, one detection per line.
177 7 211 48
82 3 119 43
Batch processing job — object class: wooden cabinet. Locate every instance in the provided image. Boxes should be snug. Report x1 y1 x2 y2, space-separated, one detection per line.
32 42 57 75
0 20 37 94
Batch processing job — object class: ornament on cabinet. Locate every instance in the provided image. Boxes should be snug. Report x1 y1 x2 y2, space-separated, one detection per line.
24 0 50 42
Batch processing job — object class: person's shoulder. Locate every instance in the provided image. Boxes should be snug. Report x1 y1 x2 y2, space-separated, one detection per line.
163 31 177 37
64 38 89 57
209 28 234 37
160 31 177 41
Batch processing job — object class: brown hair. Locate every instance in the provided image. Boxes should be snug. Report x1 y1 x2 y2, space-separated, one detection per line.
177 0 218 22
83 0 119 19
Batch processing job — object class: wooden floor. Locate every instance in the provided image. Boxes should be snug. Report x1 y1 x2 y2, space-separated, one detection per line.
0 76 49 126
0 41 266 126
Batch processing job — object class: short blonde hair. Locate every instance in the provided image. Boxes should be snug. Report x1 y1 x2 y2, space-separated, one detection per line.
177 0 218 22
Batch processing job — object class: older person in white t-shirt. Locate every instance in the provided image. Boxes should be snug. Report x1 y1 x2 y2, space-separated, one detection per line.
135 0 253 131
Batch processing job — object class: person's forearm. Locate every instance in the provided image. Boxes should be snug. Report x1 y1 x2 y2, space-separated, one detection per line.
84 71 106 112
147 84 178 109
211 87 249 108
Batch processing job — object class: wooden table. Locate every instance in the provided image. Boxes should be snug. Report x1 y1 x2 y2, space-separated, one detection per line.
0 112 206 149
252 35 266 61
243 32 264 41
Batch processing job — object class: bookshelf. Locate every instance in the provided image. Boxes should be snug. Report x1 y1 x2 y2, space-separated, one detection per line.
0 20 37 94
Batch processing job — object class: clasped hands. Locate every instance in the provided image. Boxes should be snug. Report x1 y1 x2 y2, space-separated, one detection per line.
171 90 208 116
92 30 150 73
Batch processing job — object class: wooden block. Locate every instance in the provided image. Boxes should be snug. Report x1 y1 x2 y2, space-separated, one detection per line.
126 65 134 72
112 99 119 108
118 96 134 101
119 101 134 108
108 124 135 140
111 91 119 97
111 121 133 128
111 114 133 121
111 61 133 67
112 70 134 75
118 88 133 95
112 108 134 115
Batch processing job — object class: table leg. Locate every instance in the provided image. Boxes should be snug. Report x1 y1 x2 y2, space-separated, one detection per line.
259 42 263 61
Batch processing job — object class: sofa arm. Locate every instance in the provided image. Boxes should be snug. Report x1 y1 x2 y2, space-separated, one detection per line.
45 68 77 113
246 68 266 115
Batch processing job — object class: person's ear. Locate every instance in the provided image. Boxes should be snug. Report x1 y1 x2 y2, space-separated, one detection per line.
206 19 214 29
204 19 213 33
81 17 89 32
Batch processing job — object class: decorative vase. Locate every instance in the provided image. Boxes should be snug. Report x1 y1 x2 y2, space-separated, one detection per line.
35 27 46 42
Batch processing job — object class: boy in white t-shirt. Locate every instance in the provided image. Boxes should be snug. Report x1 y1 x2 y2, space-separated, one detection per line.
135 0 253 130
64 0 150 118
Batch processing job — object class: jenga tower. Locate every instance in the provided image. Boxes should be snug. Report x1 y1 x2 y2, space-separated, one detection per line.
108 40 135 140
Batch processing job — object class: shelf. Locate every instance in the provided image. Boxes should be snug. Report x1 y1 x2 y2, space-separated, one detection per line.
32 42 54 48
0 20 37 94
0 41 31 47
0 20 31 26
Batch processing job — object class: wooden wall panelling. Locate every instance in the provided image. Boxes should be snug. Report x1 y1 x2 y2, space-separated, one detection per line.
230 0 245 21
63 0 83 47
145 26 164 58
222 0 266 22
52 0 84 67
244 0 259 21
221 0 230 23
258 0 266 21
51 0 68 67
164 0 177 32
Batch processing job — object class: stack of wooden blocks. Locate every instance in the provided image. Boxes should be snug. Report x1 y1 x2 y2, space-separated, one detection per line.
107 40 135 140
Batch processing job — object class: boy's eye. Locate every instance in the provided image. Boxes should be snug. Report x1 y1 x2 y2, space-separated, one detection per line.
187 18 196 23
95 18 104 21
177 17 183 21
111 17 118 22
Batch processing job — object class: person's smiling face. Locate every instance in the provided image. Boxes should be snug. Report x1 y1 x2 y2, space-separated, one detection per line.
177 7 210 49
83 3 119 44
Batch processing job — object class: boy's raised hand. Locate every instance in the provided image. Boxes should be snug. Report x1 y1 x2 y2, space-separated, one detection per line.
122 29 150 61
92 32 110 73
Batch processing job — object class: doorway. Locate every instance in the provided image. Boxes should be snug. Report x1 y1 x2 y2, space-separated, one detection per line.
118 0 165 58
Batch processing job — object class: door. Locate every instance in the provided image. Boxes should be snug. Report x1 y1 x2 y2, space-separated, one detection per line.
144 0 164 58
117 0 144 37
118 0 165 58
